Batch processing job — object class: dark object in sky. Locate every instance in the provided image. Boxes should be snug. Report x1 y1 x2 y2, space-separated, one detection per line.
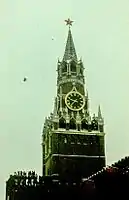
23 77 27 82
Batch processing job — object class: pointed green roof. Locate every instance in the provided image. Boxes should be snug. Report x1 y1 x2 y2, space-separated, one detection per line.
63 27 77 61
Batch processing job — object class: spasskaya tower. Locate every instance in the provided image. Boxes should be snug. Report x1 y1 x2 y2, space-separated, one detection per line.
42 19 106 178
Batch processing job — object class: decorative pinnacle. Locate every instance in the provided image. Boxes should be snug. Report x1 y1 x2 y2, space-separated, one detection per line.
98 105 102 119
65 18 74 28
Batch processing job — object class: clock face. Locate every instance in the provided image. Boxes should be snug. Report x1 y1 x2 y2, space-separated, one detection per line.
65 91 85 111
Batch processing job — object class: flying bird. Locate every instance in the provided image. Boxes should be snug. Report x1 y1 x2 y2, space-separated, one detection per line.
23 77 27 82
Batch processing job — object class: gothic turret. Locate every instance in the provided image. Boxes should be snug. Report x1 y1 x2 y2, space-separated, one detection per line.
42 19 106 178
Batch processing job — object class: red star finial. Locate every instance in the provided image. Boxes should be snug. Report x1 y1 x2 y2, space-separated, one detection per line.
65 18 74 27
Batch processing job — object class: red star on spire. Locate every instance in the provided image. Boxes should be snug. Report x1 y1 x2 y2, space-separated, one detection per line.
65 18 74 26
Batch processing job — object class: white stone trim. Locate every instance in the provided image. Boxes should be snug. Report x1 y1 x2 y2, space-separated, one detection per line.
52 129 105 136
52 154 105 158
58 78 84 86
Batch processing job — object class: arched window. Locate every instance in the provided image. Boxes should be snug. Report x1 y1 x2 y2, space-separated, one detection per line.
69 118 76 130
62 62 67 73
81 119 88 130
70 61 76 72
59 117 66 129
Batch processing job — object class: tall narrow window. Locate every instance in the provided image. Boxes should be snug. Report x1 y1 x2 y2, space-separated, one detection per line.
70 61 76 72
62 62 67 73
69 118 76 129
81 119 88 130
59 117 66 129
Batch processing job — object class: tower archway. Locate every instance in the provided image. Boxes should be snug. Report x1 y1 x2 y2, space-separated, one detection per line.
59 117 66 129
81 119 88 130
69 118 76 130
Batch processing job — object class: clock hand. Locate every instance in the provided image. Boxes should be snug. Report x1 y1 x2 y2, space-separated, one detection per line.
71 101 75 106
68 97 77 102
67 97 73 101
72 99 78 103
71 99 78 106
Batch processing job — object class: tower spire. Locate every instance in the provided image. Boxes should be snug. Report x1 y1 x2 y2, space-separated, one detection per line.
98 105 102 119
63 18 77 61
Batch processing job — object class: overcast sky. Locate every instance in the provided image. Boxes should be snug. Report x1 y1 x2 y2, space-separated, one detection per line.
1 0 129 199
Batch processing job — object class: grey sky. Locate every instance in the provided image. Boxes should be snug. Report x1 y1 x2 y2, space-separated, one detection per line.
1 0 129 199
